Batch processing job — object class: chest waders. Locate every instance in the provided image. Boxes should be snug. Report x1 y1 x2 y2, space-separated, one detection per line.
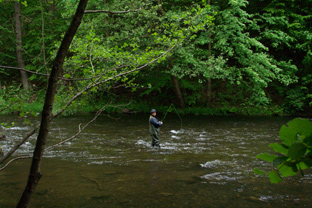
149 115 161 147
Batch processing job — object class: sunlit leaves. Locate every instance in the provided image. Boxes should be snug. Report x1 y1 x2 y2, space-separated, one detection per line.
57 0 214 106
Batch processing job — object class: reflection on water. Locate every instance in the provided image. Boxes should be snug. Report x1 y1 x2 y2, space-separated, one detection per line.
0 114 311 207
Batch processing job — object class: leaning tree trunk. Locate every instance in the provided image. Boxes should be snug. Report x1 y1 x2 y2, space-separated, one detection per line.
15 1 30 91
206 0 213 106
207 36 212 106
206 22 213 106
171 75 185 108
16 0 89 207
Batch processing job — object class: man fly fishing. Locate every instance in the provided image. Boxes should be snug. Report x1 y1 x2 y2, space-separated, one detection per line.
149 109 163 148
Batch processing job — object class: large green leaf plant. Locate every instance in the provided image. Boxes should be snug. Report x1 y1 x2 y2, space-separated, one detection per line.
255 118 312 183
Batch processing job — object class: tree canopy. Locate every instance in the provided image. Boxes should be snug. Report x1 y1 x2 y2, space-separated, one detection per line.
0 0 311 115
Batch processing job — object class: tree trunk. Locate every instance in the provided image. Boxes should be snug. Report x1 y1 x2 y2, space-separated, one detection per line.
207 0 212 106
40 0 48 74
207 36 212 106
16 0 89 207
171 75 185 108
207 78 212 105
15 1 30 91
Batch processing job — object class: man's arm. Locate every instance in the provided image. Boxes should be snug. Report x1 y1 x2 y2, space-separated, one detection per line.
150 117 162 128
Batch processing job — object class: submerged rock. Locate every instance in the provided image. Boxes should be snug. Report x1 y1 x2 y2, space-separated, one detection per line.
160 192 174 197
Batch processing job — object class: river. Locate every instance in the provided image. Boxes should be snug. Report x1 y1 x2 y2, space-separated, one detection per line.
0 114 311 207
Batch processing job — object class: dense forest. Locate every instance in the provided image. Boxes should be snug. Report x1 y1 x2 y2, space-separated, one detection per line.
0 0 311 116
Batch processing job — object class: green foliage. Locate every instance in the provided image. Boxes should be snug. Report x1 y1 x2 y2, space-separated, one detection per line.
255 118 312 183
248 0 312 113
0 0 311 115
144 0 300 109
0 84 42 126
0 0 70 87
282 75 312 113
55 0 214 114
210 0 297 105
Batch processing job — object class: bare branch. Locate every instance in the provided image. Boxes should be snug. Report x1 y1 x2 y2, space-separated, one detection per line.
85 8 142 14
89 44 95 74
53 41 179 118
0 41 180 166
0 65 123 165
0 104 106 171
46 104 106 151
0 123 40 164
0 65 49 77
0 156 31 171
0 64 128 81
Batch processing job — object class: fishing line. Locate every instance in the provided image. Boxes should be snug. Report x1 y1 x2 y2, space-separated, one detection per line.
161 103 183 129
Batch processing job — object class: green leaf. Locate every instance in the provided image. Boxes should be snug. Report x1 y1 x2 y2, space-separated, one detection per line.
279 162 298 177
303 135 312 146
254 168 266 176
64 74 71 78
288 143 307 160
268 170 283 183
279 125 298 146
280 119 312 146
298 158 312 170
257 119 312 182
273 156 288 167
287 118 312 139
269 143 288 154
256 153 277 162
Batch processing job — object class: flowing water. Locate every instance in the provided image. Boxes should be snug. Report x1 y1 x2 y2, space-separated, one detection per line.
0 114 311 207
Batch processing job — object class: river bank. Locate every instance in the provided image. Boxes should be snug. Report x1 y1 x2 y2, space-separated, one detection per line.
1 99 303 117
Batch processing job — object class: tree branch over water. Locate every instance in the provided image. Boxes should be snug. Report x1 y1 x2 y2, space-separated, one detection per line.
0 156 31 171
54 42 179 117
0 42 179 166
0 104 107 171
46 104 106 151
0 64 128 81
1 0 187 168
0 124 40 164
0 65 49 77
